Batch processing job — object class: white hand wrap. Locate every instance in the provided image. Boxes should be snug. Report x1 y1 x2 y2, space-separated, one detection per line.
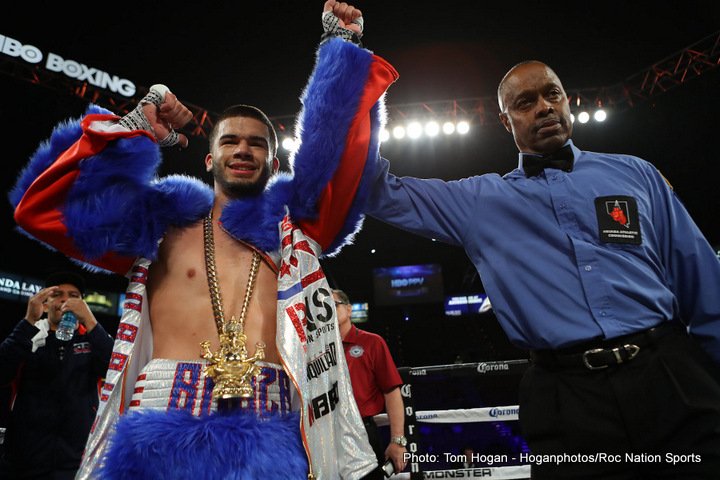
118 101 153 133
119 84 181 147
321 10 363 42
158 130 181 147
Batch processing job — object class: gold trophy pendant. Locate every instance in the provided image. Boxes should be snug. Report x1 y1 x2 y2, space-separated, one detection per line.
201 316 266 412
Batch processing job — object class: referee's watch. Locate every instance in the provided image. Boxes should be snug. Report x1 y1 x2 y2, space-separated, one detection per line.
390 435 408 447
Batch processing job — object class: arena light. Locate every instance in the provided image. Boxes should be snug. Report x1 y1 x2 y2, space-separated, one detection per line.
379 128 390 143
570 113 576 124
407 121 423 139
593 109 607 122
281 137 298 152
424 121 440 137
392 125 406 139
442 121 456 135
456 121 470 134
577 111 590 124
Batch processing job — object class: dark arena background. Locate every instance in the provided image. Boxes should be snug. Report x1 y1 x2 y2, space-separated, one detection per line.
1 2 719 478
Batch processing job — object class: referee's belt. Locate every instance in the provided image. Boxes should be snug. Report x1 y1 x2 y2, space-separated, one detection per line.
530 321 681 371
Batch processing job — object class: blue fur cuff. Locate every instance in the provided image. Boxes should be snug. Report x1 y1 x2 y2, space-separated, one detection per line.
101 410 307 480
60 118 211 262
288 38 374 224
8 104 213 265
8 104 110 208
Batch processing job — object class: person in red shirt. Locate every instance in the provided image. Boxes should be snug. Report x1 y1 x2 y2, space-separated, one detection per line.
333 289 407 477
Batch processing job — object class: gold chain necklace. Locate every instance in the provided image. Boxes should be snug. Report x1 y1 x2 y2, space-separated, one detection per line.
200 213 265 404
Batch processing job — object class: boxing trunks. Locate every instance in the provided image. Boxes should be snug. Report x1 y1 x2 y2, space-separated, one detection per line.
100 359 308 480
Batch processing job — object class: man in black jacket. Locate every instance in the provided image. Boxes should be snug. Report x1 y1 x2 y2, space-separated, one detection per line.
0 272 113 479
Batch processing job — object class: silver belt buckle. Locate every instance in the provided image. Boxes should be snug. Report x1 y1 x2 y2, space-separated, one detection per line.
582 348 608 370
583 344 640 370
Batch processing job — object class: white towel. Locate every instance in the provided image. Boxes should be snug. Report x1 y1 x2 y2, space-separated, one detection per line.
30 319 50 352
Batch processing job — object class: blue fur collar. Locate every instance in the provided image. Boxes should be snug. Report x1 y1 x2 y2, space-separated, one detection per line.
220 173 294 253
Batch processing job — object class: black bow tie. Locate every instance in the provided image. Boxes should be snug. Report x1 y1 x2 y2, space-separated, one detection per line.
521 144 574 177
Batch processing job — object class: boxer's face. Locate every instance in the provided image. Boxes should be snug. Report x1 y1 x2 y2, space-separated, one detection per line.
205 116 279 198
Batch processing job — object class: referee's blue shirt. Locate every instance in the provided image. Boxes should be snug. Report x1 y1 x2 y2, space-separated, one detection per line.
367 141 720 361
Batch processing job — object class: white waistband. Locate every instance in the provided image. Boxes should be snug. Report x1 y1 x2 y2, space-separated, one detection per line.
129 358 294 417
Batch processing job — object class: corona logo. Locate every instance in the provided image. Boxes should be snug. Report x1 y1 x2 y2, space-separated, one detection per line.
489 407 519 418
477 362 509 374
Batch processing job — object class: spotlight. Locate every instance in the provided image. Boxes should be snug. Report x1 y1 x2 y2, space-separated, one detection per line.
392 125 406 139
570 113 575 124
425 121 440 137
407 121 423 139
593 109 607 122
379 128 390 143
281 137 298 152
442 121 456 135
456 121 470 134
577 111 590 124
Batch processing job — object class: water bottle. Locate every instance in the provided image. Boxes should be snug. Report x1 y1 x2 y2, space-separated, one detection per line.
56 311 77 341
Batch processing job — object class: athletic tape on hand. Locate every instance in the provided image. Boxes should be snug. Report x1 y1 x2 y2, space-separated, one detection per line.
120 83 181 147
158 130 181 148
140 84 170 107
321 10 363 41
